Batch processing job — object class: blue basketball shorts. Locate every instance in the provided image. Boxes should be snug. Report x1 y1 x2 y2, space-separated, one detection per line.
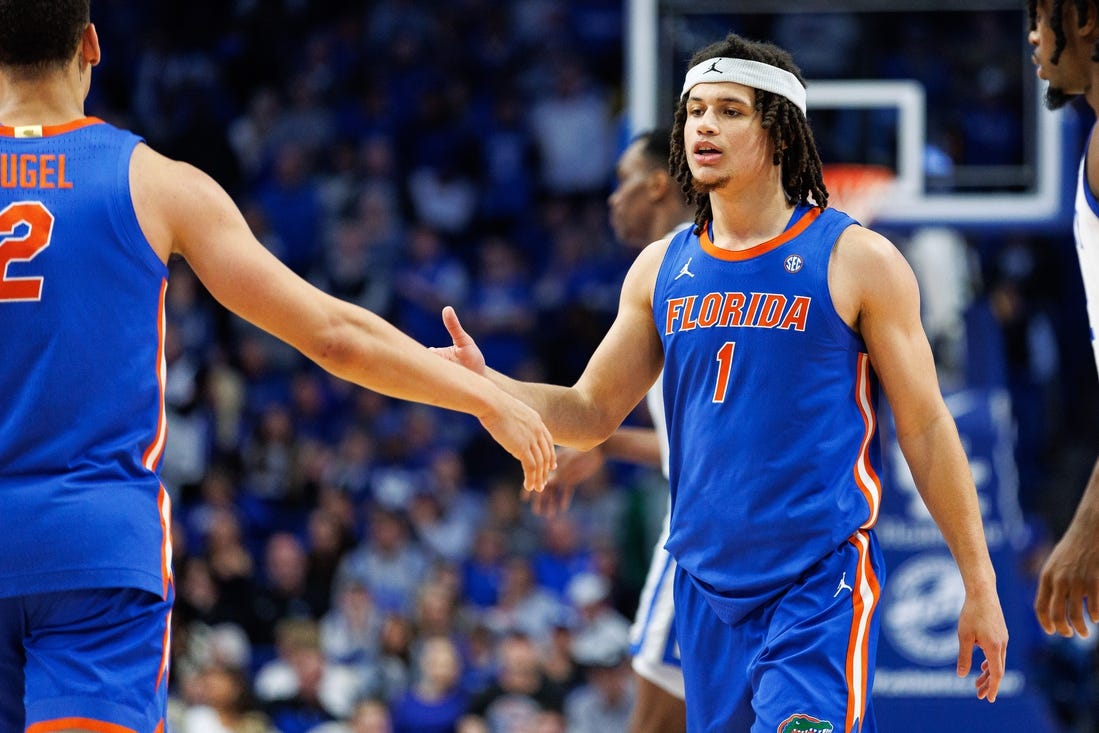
0 586 173 733
673 529 885 733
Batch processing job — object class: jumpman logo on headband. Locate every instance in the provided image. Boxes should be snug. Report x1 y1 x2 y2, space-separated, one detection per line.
674 258 695 280
833 572 853 597
704 61 722 74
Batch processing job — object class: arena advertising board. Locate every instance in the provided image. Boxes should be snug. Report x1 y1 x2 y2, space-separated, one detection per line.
875 388 1058 731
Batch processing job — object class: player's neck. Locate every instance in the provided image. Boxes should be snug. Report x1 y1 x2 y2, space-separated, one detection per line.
706 186 796 252
0 71 87 128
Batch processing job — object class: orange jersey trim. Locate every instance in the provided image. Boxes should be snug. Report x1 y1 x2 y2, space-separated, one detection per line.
157 607 172 690
27 719 137 733
844 530 881 733
852 353 882 528
158 485 174 599
699 207 821 262
141 279 169 473
0 117 104 138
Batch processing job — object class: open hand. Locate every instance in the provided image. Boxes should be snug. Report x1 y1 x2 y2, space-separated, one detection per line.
433 306 555 492
956 592 1008 702
527 445 605 516
1034 520 1099 637
478 392 556 495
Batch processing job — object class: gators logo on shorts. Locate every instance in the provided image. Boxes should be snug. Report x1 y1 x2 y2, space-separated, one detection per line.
777 714 835 733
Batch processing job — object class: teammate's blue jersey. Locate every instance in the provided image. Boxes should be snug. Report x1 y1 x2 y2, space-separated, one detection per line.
0 118 172 599
654 206 882 622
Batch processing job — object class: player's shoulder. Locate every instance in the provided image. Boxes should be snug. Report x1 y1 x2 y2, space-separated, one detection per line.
831 221 919 316
130 142 230 213
645 223 698 263
130 142 202 181
636 232 679 267
622 234 681 306
833 221 904 271
129 143 238 260
635 232 681 279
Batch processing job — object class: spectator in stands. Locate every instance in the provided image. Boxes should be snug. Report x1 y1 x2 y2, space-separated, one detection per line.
541 617 583 695
532 515 593 598
319 578 383 667
254 619 362 732
366 614 416 702
528 58 615 198
256 142 325 276
305 507 357 613
461 526 508 609
250 533 327 646
409 489 474 564
390 636 468 733
478 92 541 233
392 224 471 347
335 506 430 614
176 556 250 632
180 664 276 733
483 557 566 645
463 237 538 378
308 698 394 733
563 647 635 733
482 477 541 557
412 579 463 642
460 633 566 733
564 573 631 673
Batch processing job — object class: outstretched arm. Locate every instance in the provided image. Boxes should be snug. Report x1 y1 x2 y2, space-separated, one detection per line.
1034 457 1099 637
130 145 555 492
834 226 1008 702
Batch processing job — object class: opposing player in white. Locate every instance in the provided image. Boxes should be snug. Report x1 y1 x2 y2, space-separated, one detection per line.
1030 0 1099 638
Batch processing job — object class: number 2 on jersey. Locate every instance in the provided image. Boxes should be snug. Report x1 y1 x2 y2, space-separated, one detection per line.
0 201 53 302
712 341 736 403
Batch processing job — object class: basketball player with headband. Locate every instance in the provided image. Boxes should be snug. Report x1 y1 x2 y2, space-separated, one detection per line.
436 32 1007 731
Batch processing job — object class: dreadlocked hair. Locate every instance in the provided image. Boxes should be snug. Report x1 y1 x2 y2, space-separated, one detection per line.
669 32 828 234
1029 0 1099 63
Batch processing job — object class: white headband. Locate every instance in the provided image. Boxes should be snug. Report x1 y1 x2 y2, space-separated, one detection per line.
681 57 806 115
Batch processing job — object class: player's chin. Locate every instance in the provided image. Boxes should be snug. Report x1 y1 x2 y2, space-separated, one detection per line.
690 172 730 195
1043 84 1078 111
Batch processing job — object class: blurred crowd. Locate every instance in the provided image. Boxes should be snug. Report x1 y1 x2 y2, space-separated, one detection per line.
74 2 1099 732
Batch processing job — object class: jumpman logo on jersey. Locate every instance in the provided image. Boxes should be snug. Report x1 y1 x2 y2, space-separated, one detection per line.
703 60 722 75
833 572 853 597
674 258 695 280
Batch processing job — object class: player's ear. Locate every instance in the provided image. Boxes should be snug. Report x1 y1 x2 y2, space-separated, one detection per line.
80 23 101 68
647 169 671 200
1070 0 1099 38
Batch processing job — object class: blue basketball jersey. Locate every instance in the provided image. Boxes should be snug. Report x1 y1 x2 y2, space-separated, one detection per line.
0 118 172 599
654 206 883 623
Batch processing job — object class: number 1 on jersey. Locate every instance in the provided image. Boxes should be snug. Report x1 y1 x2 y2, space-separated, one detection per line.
712 341 736 403
0 201 54 302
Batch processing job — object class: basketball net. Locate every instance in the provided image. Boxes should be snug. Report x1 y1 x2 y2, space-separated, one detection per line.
820 163 895 227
